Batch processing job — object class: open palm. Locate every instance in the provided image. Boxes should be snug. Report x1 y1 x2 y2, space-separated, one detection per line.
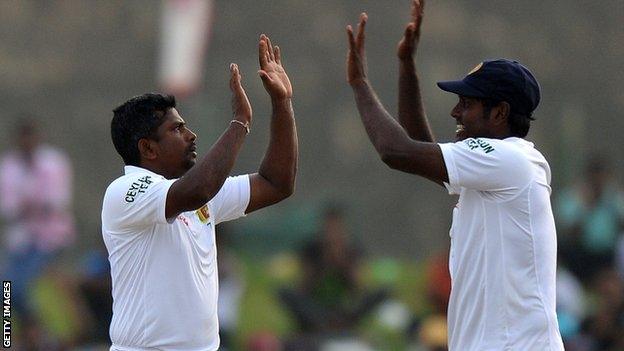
397 0 425 60
259 34 292 100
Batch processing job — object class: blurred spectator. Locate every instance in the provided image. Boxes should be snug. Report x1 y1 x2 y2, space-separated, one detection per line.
421 252 450 351
406 251 450 351
556 155 624 283
424 252 451 316
556 265 586 344
578 269 624 351
0 117 75 320
78 247 113 345
246 331 283 351
279 204 387 350
417 315 448 351
217 226 245 351
617 238 624 281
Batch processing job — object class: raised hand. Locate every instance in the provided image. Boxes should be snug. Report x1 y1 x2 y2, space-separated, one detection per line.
229 63 252 124
258 34 292 100
397 0 425 60
346 13 369 86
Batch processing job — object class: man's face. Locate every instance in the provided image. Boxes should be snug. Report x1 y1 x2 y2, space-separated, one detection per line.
450 96 494 141
152 108 197 178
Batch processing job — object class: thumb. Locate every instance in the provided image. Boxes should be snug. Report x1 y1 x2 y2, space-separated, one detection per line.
405 23 415 39
258 70 273 83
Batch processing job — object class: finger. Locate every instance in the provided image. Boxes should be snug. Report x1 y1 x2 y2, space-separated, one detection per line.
415 0 425 26
346 25 356 51
405 23 415 40
232 64 248 96
266 36 275 61
259 35 269 68
274 45 282 65
356 13 367 50
229 63 240 91
411 0 418 20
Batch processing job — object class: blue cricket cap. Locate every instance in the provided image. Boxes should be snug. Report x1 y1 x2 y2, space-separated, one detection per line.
437 59 541 115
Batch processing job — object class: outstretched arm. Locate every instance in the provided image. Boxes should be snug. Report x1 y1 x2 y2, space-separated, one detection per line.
397 0 434 142
346 13 447 186
246 34 298 214
166 64 252 219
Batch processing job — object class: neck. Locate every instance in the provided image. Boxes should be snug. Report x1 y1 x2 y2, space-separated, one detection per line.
138 162 176 179
489 127 513 139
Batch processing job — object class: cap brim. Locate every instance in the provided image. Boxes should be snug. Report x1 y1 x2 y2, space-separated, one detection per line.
437 80 486 98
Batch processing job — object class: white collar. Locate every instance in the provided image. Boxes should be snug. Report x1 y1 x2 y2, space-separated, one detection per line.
124 165 164 178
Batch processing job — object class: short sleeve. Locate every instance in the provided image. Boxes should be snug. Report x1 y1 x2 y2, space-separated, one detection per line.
444 182 461 195
102 174 175 232
439 138 533 199
209 175 251 225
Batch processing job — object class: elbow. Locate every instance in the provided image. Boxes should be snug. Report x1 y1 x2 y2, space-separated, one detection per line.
276 166 297 200
278 179 296 200
378 137 414 171
380 152 401 170
381 148 414 172
379 145 403 170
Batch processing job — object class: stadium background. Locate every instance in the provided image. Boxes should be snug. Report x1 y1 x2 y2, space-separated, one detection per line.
0 0 622 350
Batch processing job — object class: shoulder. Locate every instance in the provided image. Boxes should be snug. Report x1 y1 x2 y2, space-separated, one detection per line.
36 145 72 172
38 145 69 162
471 138 531 162
441 138 528 163
0 150 20 166
453 138 534 178
463 137 526 156
461 137 499 154
103 175 132 206
103 171 164 204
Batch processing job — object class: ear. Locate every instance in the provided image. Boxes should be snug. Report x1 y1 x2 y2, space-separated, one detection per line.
138 138 159 161
491 101 510 127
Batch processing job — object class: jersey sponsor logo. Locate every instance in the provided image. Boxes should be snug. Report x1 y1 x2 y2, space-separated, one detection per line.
195 204 210 224
464 138 495 154
178 214 191 227
125 175 153 203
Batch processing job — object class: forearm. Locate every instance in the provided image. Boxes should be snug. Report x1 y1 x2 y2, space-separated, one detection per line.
257 98 298 196
351 80 411 157
351 79 447 184
176 124 247 207
398 58 434 142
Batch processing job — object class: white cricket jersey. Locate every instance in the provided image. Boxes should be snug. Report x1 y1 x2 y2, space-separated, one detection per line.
439 137 564 351
101 166 250 351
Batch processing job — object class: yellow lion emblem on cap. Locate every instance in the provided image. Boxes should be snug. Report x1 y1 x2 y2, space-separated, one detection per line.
468 62 483 75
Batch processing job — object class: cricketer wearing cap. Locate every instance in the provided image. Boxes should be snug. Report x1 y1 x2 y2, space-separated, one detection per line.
101 35 297 351
346 1 564 350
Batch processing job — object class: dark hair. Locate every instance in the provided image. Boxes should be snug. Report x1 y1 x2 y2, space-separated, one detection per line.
480 98 534 138
111 93 176 166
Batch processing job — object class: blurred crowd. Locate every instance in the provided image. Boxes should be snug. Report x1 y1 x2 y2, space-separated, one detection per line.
1 118 623 350
555 155 624 351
